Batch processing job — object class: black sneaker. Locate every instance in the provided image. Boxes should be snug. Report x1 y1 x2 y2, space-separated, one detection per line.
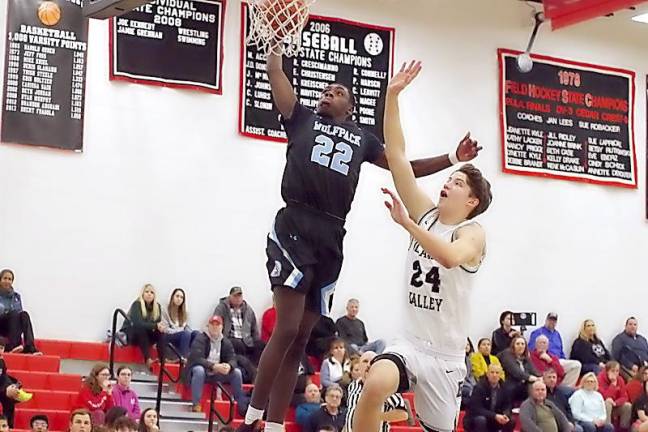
235 420 261 432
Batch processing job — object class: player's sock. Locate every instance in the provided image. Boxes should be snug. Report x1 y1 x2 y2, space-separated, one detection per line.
264 422 284 432
244 406 264 425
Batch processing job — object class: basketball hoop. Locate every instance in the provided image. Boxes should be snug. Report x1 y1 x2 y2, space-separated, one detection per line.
247 0 315 57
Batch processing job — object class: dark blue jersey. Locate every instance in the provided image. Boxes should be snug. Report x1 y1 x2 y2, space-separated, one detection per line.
280 102 384 221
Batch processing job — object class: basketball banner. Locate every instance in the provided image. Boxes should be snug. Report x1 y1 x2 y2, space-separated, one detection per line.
110 0 226 93
1 0 88 151
239 3 395 142
499 49 637 188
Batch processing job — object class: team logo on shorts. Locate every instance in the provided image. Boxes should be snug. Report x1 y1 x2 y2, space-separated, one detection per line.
271 260 282 277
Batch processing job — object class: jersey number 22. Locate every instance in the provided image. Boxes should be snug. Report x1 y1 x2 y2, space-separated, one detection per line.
410 260 441 293
310 134 353 176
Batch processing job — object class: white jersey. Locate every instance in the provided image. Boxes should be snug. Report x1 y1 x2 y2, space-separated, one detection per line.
403 207 483 360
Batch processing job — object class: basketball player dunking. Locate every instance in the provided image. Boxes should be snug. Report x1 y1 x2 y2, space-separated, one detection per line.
237 54 481 432
352 61 492 432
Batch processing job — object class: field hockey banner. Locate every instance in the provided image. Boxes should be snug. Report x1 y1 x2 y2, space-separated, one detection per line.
239 3 395 142
498 49 637 188
109 0 225 93
1 0 88 151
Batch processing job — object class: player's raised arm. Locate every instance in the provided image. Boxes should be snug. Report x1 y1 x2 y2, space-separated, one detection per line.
266 53 298 120
382 188 485 269
383 61 435 221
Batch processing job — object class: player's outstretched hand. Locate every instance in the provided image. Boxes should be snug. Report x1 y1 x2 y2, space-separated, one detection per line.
382 187 410 226
455 132 483 162
387 60 422 95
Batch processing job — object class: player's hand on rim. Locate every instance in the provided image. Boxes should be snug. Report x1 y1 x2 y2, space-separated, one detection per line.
455 132 483 162
382 187 411 226
387 60 422 95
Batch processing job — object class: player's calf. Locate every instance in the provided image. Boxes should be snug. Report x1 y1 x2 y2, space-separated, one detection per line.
352 359 401 432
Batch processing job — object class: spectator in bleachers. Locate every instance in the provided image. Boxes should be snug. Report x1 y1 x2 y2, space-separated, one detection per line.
529 313 581 387
297 383 322 427
464 338 477 405
113 416 138 432
104 406 128 428
138 408 159 432
304 384 346 432
261 297 276 343
569 372 614 432
0 416 6 432
335 299 385 355
345 351 408 432
76 363 114 425
630 381 648 432
68 409 93 432
499 335 541 403
531 335 566 385
307 315 338 362
520 380 572 432
112 366 141 421
186 315 249 415
597 361 632 431
123 284 164 369
571 320 612 376
471 338 505 381
492 311 518 356
544 369 582 432
213 286 265 365
612 318 648 380
291 353 316 407
30 414 49 432
0 269 40 354
463 363 513 432
627 367 648 404
320 337 351 390
0 336 33 428
160 288 197 361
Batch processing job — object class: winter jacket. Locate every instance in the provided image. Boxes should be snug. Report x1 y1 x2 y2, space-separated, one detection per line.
570 337 611 366
498 348 540 384
304 406 346 432
123 300 161 333
470 352 506 380
520 398 571 432
184 331 237 383
529 327 567 359
597 370 629 407
0 288 22 315
492 328 515 355
465 377 512 421
296 402 321 426
530 350 565 383
611 332 648 371
213 297 260 347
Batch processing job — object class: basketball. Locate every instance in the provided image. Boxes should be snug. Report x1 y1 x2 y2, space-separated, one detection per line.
38 1 62 27
258 0 308 39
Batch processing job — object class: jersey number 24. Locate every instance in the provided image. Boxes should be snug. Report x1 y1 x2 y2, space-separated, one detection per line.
310 134 353 176
410 260 441 293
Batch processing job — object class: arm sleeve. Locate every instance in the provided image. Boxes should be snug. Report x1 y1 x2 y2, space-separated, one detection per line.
528 329 539 351
595 394 608 421
611 335 622 362
250 310 260 341
361 321 369 345
335 318 350 340
213 302 227 318
469 385 497 420
364 132 385 164
498 351 529 382
188 335 214 371
569 392 588 422
320 360 333 387
221 339 238 370
281 102 311 134
385 393 407 412
470 353 484 379
133 393 141 419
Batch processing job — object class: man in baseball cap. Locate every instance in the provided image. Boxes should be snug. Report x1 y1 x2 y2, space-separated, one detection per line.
529 312 581 386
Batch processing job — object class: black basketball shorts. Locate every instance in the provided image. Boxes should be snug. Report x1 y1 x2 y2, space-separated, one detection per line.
265 205 346 315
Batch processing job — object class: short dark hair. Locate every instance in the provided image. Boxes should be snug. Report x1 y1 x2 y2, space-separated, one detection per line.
69 409 92 424
0 269 14 281
627 317 638 325
116 366 132 376
30 414 49 426
105 406 128 426
542 368 558 377
499 310 513 326
112 416 138 431
455 164 492 219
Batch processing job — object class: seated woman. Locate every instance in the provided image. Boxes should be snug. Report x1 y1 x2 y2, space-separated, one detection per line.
631 380 648 432
0 269 40 354
571 320 611 376
138 408 160 432
159 288 197 361
628 367 648 404
497 335 541 403
569 372 614 432
598 361 632 432
320 337 351 391
470 338 505 381
122 284 164 369
491 311 519 355
76 363 114 425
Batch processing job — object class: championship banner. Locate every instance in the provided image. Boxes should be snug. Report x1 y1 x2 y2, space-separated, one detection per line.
1 0 88 151
499 48 637 188
109 0 226 93
239 3 395 142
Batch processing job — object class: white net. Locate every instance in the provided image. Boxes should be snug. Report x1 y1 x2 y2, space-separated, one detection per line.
247 0 315 57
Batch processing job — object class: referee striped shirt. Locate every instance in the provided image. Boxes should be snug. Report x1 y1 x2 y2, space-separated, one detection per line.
345 379 407 432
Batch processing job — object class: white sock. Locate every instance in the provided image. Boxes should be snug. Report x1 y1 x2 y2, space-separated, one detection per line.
264 422 284 432
244 406 264 425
